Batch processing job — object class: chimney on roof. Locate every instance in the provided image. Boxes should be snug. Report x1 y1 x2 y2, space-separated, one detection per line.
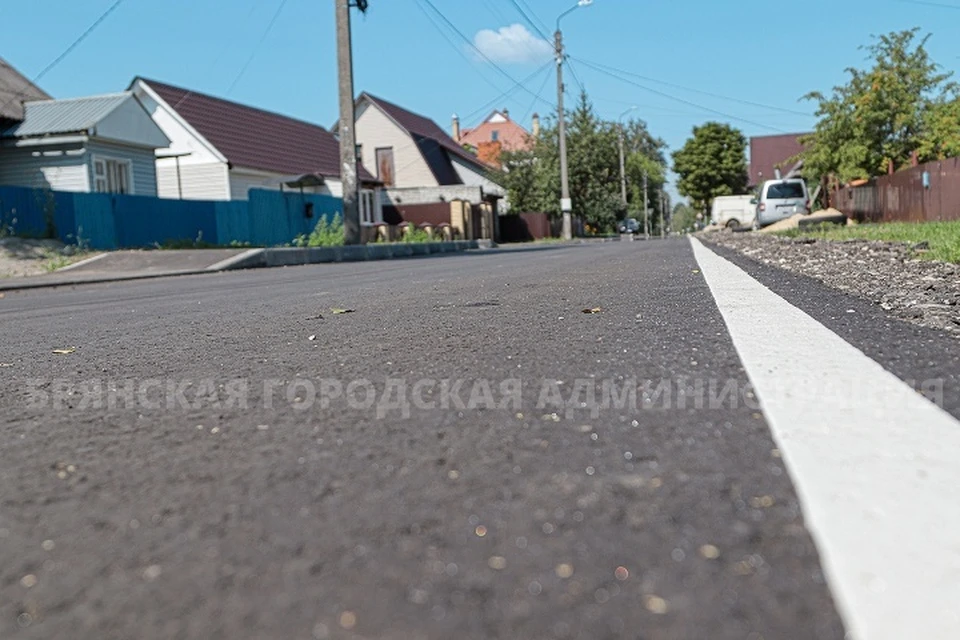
503 108 510 120
452 114 461 141
532 113 540 138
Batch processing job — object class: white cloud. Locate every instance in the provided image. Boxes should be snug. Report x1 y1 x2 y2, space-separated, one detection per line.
472 24 553 65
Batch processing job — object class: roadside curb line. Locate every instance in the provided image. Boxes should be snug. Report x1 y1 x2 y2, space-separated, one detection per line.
0 269 212 292
0 240 487 292
55 252 109 272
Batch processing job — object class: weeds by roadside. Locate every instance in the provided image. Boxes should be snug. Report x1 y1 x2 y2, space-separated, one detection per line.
156 231 254 250
776 220 960 263
294 215 345 247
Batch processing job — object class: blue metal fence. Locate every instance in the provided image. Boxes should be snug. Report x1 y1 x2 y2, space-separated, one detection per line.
0 186 342 249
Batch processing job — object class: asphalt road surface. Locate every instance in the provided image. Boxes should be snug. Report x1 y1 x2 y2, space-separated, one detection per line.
4 238 947 639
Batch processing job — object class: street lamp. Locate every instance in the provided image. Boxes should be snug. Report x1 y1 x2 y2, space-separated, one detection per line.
617 106 637 209
555 0 594 240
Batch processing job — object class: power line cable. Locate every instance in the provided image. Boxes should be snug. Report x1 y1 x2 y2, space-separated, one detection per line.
565 58 586 96
462 61 554 123
480 0 511 25
417 0 554 110
166 1 264 112
226 0 292 95
575 56 812 117
515 0 551 36
521 63 554 124
412 0 514 98
0 0 126 114
508 0 551 41
574 57 790 133
483 0 550 69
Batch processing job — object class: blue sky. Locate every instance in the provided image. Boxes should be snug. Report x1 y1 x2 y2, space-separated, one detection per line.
5 0 960 199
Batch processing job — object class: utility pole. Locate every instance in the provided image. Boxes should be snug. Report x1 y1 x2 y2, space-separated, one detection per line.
336 0 361 245
642 171 649 240
659 189 665 238
616 107 635 212
618 124 627 208
555 31 572 240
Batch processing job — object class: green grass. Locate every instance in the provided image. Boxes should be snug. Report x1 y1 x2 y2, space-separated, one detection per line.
41 249 90 272
777 220 960 263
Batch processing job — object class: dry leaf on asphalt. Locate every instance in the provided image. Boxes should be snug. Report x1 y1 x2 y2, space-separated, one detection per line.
0 363 14 367
331 308 355 315
581 307 603 314
52 348 77 355
308 335 317 341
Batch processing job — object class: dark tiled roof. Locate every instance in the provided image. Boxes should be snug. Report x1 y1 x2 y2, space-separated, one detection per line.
138 78 375 182
412 135 462 185
0 56 51 122
362 93 492 183
749 133 809 186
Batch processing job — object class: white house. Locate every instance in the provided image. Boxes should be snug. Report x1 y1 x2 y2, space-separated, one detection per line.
346 93 505 206
0 92 169 196
129 78 382 225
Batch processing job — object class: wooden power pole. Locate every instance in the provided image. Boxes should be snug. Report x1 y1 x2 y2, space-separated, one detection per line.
335 0 363 245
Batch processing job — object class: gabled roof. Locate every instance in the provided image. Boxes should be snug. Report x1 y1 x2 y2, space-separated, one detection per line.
0 56 51 122
749 133 810 187
459 110 532 153
135 77 376 182
359 92 494 184
1 92 170 149
2 93 129 137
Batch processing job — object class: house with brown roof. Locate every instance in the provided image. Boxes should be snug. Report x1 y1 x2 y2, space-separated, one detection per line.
749 133 810 187
348 93 504 197
0 56 51 125
129 78 382 224
454 110 536 169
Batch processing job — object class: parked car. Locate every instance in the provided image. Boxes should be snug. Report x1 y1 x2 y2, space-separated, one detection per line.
752 179 810 229
618 218 641 234
710 195 755 229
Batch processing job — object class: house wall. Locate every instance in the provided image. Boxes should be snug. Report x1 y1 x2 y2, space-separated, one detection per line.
451 156 504 195
157 161 229 200
229 167 337 201
94 95 171 150
0 142 90 192
134 81 231 200
355 102 437 189
380 185 485 207
86 139 160 197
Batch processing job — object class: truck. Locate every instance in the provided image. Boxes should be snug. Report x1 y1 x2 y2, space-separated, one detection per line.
710 195 756 229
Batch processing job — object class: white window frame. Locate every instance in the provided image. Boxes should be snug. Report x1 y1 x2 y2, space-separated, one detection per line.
92 155 134 195
359 189 381 226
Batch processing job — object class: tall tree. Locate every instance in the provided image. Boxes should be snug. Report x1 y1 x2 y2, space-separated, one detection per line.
671 202 699 234
498 92 668 233
672 122 748 214
802 29 955 182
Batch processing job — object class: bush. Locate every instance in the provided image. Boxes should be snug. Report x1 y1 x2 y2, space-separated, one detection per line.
295 214 345 247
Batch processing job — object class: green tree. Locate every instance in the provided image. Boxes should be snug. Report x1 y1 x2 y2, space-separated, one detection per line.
918 96 960 160
802 29 955 183
672 122 748 214
671 202 699 234
498 92 668 234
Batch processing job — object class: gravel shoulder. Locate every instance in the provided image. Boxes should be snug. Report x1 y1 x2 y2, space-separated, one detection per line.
0 238 90 278
699 230 960 336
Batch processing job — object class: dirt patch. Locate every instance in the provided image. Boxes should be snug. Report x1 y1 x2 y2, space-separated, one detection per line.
700 230 960 336
0 237 85 278
758 208 848 234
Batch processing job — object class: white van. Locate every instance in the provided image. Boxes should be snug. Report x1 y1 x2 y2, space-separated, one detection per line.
753 179 810 229
710 195 755 229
